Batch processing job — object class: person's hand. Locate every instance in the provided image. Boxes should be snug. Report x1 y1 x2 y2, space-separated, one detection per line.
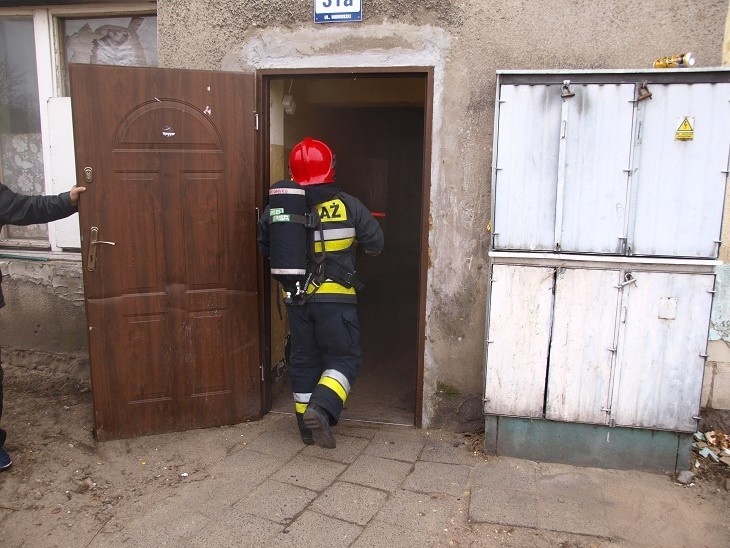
69 185 87 206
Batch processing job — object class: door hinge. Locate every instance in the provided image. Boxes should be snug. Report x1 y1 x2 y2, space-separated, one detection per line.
255 112 259 131
260 363 264 382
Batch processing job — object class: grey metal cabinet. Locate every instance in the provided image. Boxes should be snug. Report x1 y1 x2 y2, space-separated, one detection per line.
492 78 730 259
485 264 714 432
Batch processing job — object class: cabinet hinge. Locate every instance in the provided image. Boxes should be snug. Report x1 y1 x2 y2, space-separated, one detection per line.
255 112 259 131
260 363 264 382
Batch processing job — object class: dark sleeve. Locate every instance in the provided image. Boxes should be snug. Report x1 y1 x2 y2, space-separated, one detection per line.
0 184 76 226
256 205 271 258
342 193 384 255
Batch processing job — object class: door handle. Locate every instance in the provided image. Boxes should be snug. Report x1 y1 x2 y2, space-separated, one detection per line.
87 226 115 271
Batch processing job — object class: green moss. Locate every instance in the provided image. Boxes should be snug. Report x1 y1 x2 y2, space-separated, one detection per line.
436 381 461 395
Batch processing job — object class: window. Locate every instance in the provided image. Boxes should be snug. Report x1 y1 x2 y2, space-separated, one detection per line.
0 7 156 250
61 15 157 93
0 16 46 241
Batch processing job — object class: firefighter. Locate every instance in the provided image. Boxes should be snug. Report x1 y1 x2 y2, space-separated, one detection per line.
257 137 384 448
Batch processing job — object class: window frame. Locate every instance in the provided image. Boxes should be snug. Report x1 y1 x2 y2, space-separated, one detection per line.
0 3 156 253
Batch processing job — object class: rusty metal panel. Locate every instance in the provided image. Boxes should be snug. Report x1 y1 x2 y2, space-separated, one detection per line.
629 83 730 258
558 84 635 254
612 272 713 431
493 85 562 251
485 265 554 417
546 268 621 424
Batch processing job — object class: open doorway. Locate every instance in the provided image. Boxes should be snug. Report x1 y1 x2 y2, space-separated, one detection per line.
262 71 430 426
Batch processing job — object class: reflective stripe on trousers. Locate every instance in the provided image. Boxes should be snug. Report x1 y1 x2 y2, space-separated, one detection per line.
286 302 362 423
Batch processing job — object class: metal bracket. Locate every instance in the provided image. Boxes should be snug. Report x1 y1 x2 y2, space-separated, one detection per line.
561 80 575 98
635 81 652 102
615 272 637 288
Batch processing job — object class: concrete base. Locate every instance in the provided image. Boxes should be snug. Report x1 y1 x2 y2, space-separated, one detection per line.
484 415 692 475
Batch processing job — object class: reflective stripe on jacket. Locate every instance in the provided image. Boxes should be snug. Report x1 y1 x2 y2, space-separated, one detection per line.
306 192 383 304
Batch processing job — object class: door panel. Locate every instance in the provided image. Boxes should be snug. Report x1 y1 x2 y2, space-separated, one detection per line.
612 272 713 431
546 268 621 424
629 83 730 258
484 264 555 417
559 84 634 253
70 64 261 440
493 85 562 251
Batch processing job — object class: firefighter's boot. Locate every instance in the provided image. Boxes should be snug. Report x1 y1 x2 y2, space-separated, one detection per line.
296 413 314 445
303 403 336 449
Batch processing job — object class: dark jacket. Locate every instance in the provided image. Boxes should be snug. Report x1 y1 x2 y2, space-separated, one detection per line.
258 185 384 303
0 183 78 308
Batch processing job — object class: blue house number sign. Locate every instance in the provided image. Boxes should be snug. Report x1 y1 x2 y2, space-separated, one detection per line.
314 0 362 23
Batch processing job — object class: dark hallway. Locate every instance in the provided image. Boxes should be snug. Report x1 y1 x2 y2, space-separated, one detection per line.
268 75 426 426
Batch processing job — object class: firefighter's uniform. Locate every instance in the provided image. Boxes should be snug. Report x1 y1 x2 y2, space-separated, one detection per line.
257 138 384 449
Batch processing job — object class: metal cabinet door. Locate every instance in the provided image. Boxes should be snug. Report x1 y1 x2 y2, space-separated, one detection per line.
493 85 562 251
629 83 730 258
611 272 713 431
558 85 635 254
545 268 622 424
484 265 555 417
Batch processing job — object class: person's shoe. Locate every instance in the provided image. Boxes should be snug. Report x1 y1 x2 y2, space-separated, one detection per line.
303 404 336 449
296 414 314 446
0 447 12 472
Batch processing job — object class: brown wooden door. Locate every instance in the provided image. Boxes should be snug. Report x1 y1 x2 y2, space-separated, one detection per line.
70 64 261 440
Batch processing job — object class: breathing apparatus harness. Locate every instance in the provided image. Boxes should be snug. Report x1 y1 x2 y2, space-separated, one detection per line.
268 180 363 306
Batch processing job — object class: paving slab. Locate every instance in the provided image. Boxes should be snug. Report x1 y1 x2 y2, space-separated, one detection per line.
273 454 347 491
273 510 362 546
311 481 389 525
93 505 210 547
186 510 282 547
351 519 431 547
242 428 305 459
403 461 472 497
206 446 290 484
365 430 425 462
237 479 317 525
375 488 461 534
303 433 370 464
339 453 413 491
420 439 481 465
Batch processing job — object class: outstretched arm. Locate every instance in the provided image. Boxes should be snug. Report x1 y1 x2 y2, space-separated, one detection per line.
0 184 86 226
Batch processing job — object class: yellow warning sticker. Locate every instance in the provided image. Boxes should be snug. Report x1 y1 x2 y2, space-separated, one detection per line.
675 116 694 141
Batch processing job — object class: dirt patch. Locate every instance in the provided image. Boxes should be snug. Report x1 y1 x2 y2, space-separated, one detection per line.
0 364 261 547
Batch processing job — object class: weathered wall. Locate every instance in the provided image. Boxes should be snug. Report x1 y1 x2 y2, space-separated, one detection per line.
0 257 88 378
155 0 728 427
2 0 727 429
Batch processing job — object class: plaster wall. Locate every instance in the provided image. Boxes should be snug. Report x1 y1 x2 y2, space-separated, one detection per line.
0 257 88 377
155 0 728 427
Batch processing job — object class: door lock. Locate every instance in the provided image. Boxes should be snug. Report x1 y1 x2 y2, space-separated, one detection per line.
87 226 115 271
83 167 93 184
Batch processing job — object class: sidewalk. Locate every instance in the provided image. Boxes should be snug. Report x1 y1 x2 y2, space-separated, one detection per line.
78 413 728 547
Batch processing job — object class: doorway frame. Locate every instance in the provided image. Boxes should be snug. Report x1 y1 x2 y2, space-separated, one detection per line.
256 67 433 427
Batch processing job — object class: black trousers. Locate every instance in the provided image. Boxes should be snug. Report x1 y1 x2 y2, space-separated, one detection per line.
286 302 362 423
0 349 5 445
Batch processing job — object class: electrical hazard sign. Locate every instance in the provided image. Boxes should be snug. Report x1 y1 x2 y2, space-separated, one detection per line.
675 116 694 141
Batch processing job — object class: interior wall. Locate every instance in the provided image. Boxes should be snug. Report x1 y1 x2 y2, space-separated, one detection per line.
268 80 289 381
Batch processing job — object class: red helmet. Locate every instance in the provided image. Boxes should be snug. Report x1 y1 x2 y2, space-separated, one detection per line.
289 137 335 185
